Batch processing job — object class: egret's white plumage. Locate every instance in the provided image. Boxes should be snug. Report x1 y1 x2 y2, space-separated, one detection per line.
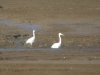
26 30 35 45
51 33 64 49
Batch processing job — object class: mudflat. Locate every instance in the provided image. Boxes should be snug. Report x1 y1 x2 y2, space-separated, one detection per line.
0 0 100 75
0 0 100 22
0 48 100 75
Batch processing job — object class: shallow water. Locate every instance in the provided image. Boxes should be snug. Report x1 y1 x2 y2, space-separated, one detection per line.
67 23 100 35
0 19 41 31
0 19 100 36
48 21 100 36
0 48 100 53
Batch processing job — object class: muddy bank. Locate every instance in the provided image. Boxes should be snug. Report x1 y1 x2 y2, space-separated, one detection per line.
0 0 100 22
0 48 100 61
0 48 100 75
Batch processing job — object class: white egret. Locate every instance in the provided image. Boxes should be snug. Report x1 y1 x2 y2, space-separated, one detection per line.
26 30 35 46
51 33 64 49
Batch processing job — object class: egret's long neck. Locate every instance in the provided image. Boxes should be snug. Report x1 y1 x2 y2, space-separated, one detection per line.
58 34 61 44
33 32 35 37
